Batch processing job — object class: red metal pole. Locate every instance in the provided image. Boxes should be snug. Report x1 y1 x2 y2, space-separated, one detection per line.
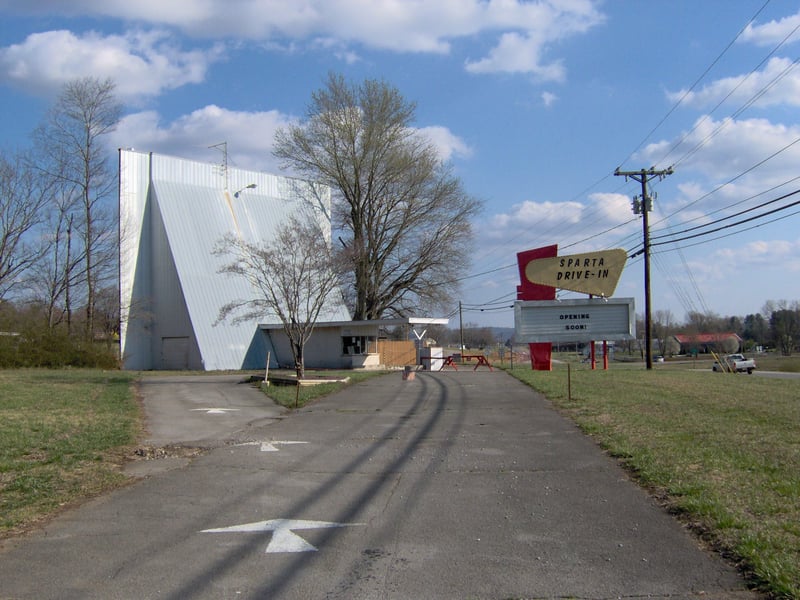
516 245 558 371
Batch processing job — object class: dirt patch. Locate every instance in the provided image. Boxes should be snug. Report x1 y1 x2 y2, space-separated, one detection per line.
124 445 207 477
131 445 206 460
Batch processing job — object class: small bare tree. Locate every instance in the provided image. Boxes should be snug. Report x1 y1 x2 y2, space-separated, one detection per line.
26 179 85 330
652 309 675 357
0 153 51 300
216 215 342 379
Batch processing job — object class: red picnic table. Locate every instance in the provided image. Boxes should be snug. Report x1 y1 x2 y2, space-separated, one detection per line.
441 354 493 371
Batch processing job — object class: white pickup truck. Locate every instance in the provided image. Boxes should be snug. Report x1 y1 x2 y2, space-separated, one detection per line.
712 353 757 374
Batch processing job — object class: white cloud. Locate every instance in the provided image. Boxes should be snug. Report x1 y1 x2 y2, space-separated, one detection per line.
495 199 583 229
589 192 637 224
638 116 800 208
541 91 558 107
484 193 637 251
0 29 223 100
0 0 605 77
465 31 565 80
667 56 800 110
714 239 800 270
741 11 800 46
110 105 291 172
416 125 472 162
109 107 471 176
687 239 800 286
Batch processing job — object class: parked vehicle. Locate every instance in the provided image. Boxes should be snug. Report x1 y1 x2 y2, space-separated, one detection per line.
712 353 756 374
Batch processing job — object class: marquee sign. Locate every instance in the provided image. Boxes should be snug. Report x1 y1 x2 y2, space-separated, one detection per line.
524 248 627 297
514 297 636 343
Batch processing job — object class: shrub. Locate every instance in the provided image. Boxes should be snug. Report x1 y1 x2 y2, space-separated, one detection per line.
0 325 119 369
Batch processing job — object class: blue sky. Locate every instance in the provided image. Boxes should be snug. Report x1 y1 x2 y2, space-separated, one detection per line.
1 0 799 328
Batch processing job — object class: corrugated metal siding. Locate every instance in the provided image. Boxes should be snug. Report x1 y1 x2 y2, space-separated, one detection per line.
119 151 154 369
119 149 350 371
149 188 202 369
153 181 255 370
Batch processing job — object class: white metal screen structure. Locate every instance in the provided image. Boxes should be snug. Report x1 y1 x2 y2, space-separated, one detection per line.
119 149 350 370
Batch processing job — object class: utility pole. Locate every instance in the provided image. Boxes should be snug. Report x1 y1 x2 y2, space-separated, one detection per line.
614 166 673 370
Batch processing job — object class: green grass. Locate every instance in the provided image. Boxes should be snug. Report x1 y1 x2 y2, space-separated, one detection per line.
0 369 140 536
0 367 383 537
261 369 390 409
506 363 800 599
749 353 800 373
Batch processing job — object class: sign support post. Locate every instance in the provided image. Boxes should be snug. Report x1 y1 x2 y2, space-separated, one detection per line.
516 245 558 371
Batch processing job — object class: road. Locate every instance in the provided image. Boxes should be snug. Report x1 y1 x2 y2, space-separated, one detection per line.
0 371 759 599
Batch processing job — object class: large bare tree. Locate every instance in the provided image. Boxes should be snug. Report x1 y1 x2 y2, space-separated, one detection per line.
274 73 482 320
33 77 122 335
215 215 343 379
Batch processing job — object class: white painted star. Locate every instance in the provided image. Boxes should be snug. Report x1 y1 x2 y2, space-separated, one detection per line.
202 518 363 553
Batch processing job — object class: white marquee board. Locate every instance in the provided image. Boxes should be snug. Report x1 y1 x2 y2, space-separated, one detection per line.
514 298 636 343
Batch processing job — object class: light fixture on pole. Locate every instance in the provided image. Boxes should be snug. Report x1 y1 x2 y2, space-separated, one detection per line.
234 183 257 198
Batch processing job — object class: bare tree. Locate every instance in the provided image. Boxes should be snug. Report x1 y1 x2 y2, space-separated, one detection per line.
0 153 50 300
33 77 122 336
274 73 482 320
652 309 675 357
26 177 85 330
743 313 769 348
215 215 342 379
768 300 800 356
684 310 722 334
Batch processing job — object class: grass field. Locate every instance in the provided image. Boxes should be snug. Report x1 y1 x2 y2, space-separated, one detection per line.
0 369 140 537
260 368 389 409
507 362 800 599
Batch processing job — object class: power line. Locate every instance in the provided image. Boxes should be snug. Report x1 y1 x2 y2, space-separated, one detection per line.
651 191 800 248
464 4 777 301
652 206 800 252
617 0 771 170
670 55 800 171
651 174 800 237
453 3 796 318
655 134 800 226
651 187 800 242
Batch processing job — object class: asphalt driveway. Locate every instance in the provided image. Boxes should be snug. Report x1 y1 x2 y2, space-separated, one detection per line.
0 370 759 599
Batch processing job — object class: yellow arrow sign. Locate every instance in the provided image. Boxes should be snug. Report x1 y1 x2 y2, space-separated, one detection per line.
524 248 628 297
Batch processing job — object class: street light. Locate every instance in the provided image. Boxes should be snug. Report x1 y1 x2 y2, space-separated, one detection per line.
233 183 257 198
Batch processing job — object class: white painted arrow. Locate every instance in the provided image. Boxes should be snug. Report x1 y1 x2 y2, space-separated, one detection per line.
235 440 308 452
202 519 363 553
190 408 240 415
